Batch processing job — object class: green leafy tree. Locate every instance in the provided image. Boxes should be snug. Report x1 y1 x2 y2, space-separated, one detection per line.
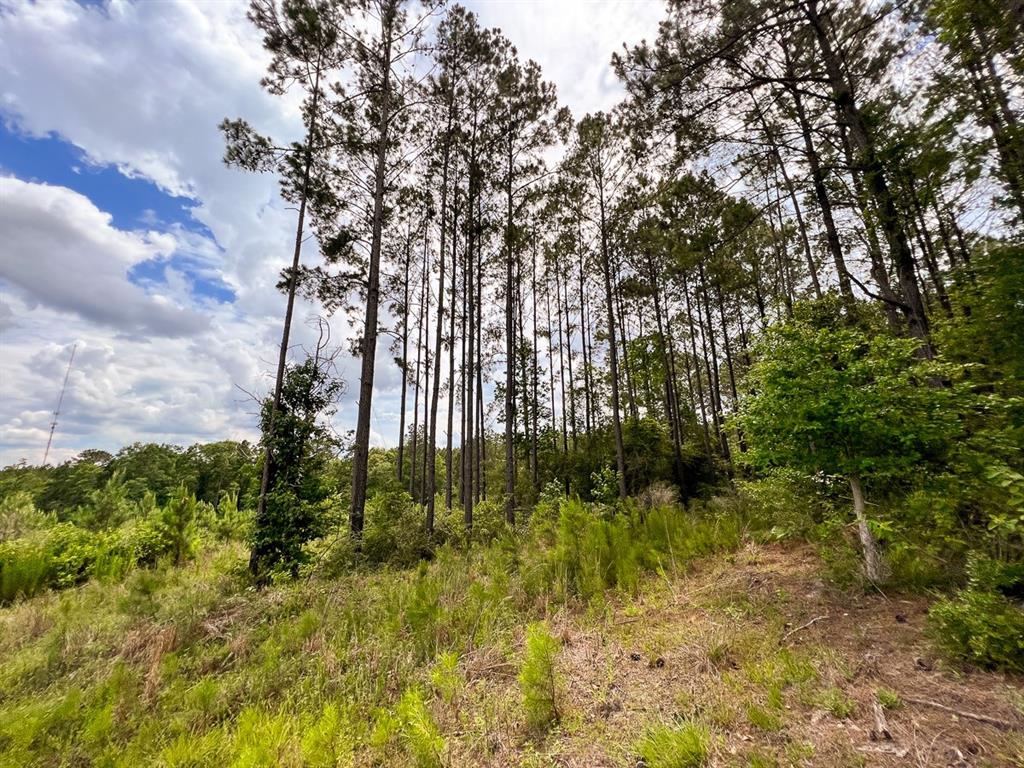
736 300 963 583
251 346 344 580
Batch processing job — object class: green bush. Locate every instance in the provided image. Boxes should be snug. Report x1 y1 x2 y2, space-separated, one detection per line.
361 491 431 567
0 493 204 603
158 487 202 565
930 588 1024 672
519 622 561 731
635 721 710 768
927 554 1024 672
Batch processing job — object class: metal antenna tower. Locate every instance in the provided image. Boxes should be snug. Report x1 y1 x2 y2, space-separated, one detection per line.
43 343 77 466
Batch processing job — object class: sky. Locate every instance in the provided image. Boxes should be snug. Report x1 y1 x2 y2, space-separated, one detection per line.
0 0 664 467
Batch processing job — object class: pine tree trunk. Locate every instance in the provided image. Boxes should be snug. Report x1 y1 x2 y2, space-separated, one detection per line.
397 234 411 484
530 233 540 490
754 95 823 299
476 199 485 504
559 263 578 447
427 153 447 530
649 254 685 491
350 17 394 538
683 276 713 460
803 0 932 354
578 224 594 435
615 272 640 423
252 64 321 575
555 263 570 456
697 262 730 463
409 239 426 498
445 176 459 511
504 139 516 525
598 177 628 498
783 39 853 304
464 125 477 528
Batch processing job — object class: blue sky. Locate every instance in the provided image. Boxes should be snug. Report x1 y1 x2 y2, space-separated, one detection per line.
0 0 661 466
0 124 235 304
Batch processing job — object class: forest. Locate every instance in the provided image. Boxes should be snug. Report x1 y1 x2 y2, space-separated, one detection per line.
1 0 1023 765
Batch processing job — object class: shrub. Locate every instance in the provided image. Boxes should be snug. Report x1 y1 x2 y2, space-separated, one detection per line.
429 651 462 704
930 589 1024 673
519 622 561 731
157 487 201 565
636 721 710 768
0 494 200 602
876 688 903 710
300 703 355 768
590 465 621 504
927 554 1024 672
361 491 431 567
0 535 53 602
539 497 745 603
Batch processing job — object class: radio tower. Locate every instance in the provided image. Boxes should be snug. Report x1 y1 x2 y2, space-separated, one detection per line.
43 343 77 466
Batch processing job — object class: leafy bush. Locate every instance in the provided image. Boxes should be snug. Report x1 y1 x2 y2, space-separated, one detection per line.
361 491 431 567
929 555 1024 672
590 466 621 504
519 622 561 731
0 492 207 602
635 721 710 768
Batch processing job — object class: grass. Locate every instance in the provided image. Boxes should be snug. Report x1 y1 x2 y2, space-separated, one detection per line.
0 500 746 767
1 496 1021 767
635 721 710 768
876 687 903 710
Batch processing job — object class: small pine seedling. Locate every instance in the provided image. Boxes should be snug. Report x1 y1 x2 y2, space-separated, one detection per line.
519 622 562 731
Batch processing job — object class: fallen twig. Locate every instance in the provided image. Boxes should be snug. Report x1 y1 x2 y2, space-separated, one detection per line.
902 695 1018 730
782 614 828 641
857 744 908 758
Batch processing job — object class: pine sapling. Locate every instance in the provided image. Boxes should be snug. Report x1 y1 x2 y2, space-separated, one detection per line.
519 622 561 730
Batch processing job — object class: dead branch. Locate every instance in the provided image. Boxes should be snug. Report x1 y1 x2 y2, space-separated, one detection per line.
902 695 1019 730
782 614 828 640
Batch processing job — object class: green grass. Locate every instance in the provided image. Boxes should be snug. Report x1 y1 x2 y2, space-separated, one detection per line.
0 500 749 766
817 686 856 719
635 721 711 768
876 687 903 710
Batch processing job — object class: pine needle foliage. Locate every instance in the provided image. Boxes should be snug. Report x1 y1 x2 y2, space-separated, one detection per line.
519 621 562 731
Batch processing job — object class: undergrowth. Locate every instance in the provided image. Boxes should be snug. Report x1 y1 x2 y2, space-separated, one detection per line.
0 495 749 766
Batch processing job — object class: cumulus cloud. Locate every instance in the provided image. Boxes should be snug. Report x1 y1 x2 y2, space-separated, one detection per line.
0 177 207 337
0 0 652 465
467 0 663 117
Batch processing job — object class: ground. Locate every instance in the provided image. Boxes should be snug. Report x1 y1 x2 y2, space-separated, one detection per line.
1 540 1021 767
451 544 1024 767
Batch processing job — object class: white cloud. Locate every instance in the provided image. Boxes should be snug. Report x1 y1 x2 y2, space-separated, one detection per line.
467 0 663 117
0 0 656 466
0 177 206 337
